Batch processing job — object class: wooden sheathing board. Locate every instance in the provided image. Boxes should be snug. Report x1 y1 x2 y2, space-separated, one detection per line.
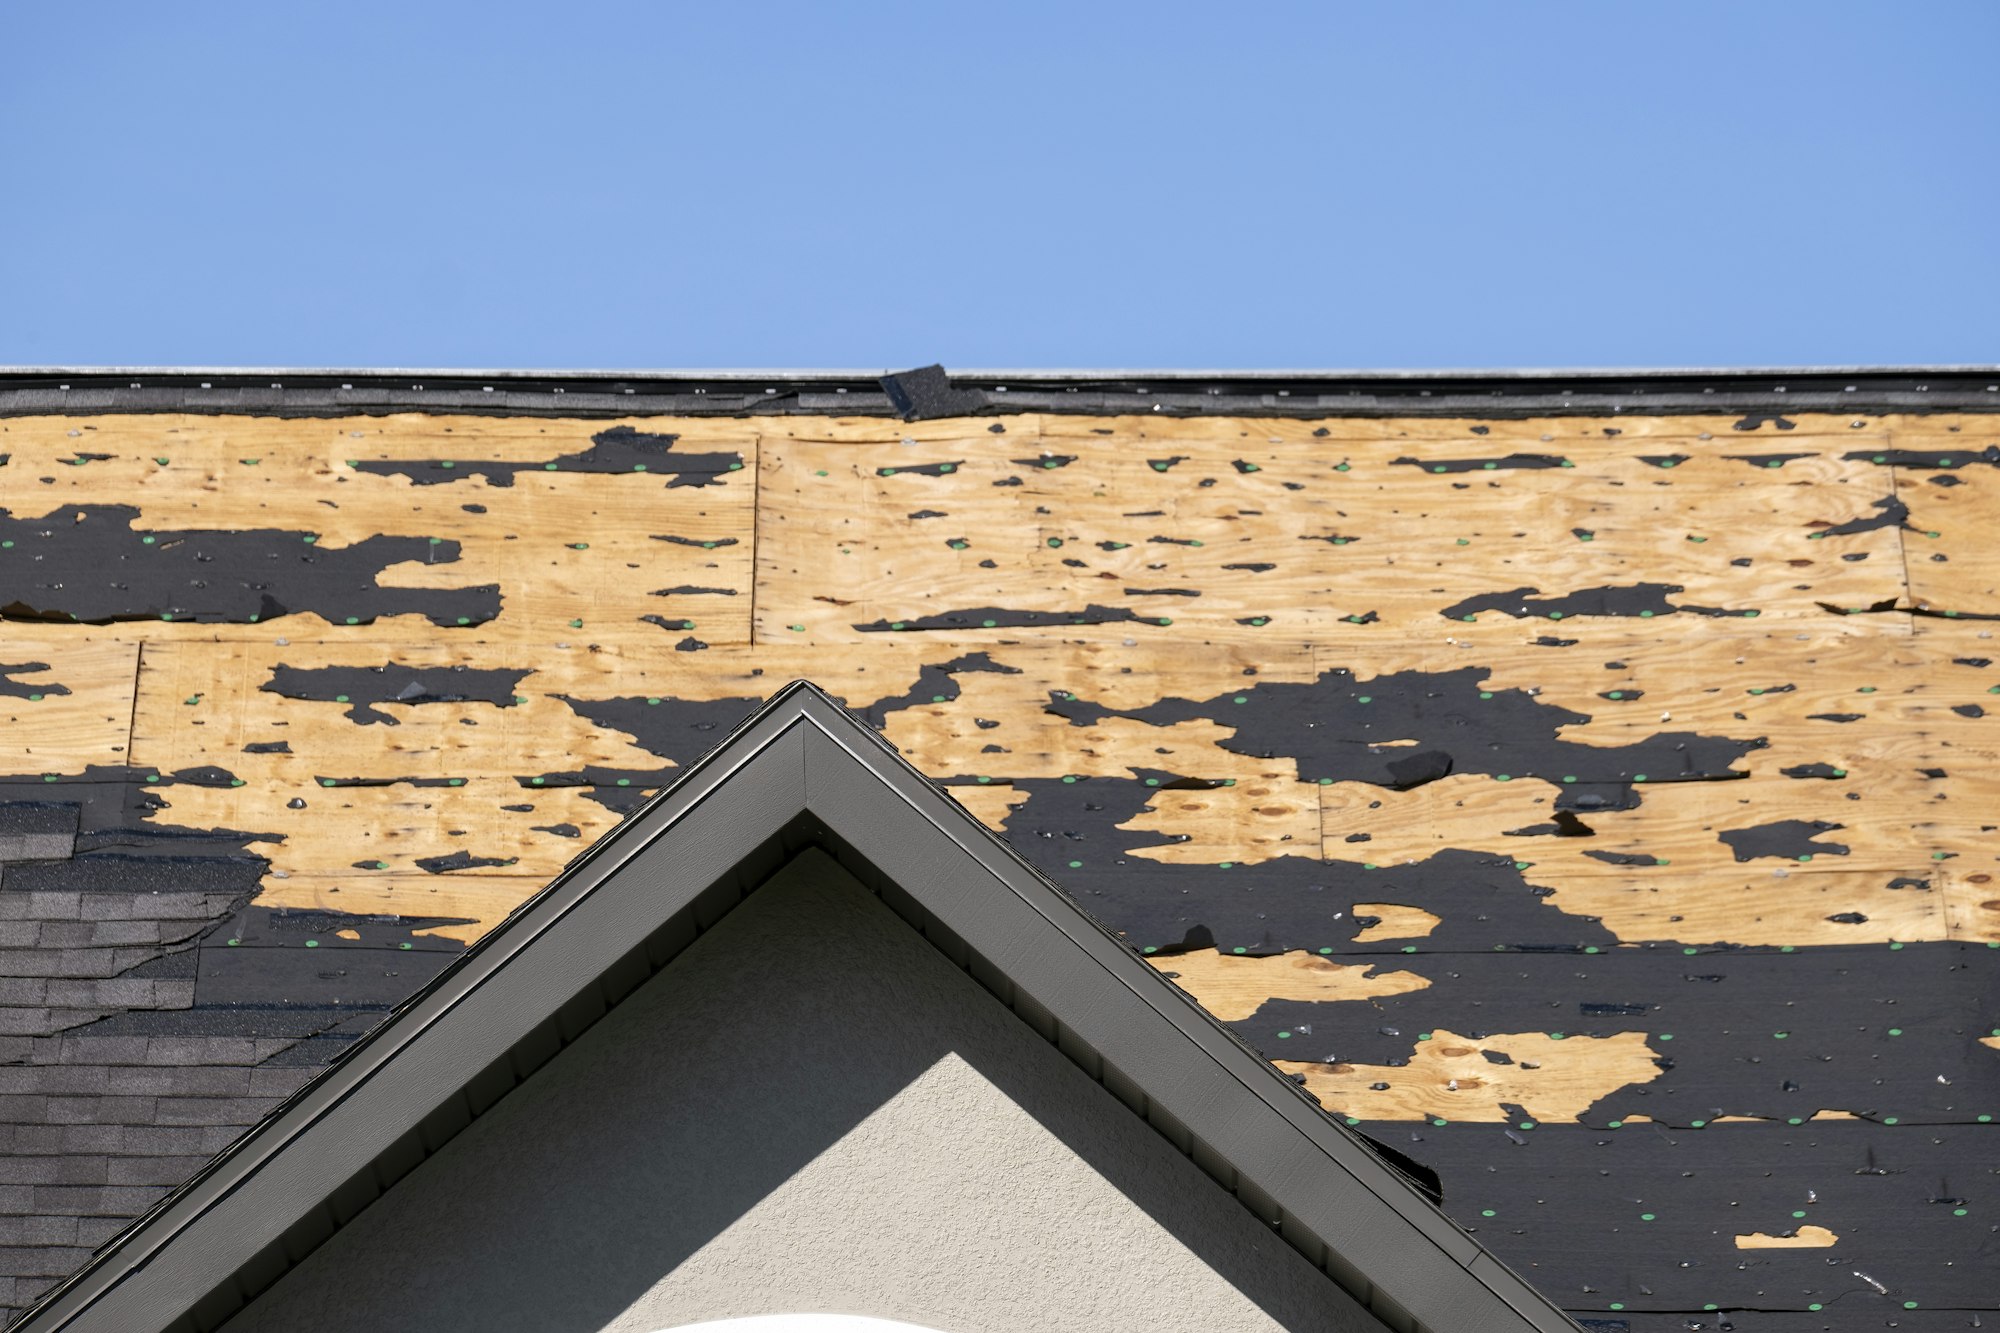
0 408 1997 1326
0 638 141 774
0 414 757 646
753 414 1912 640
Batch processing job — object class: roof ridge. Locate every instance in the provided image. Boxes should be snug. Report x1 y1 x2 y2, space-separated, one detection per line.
2 363 1997 421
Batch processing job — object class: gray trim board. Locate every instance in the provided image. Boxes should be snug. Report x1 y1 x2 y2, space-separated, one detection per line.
11 683 1580 1333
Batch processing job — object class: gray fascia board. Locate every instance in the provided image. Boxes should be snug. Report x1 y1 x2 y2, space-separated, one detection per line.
14 682 1577 1333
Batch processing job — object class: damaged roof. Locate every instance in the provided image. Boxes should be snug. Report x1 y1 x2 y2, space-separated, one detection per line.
0 367 1993 1331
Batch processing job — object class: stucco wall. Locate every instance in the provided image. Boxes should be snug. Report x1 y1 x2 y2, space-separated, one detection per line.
222 849 1382 1333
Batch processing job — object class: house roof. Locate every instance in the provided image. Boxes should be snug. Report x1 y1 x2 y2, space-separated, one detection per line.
10 682 1577 1333
0 372 1992 1329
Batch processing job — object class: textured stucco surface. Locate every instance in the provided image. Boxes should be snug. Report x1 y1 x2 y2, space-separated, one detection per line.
222 849 1380 1333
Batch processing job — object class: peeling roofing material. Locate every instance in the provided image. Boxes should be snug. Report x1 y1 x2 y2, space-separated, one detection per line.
11 683 1576 1333
0 366 1993 1330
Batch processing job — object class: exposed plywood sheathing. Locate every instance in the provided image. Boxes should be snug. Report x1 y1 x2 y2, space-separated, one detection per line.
0 404 1996 1328
1737 1225 1841 1250
1148 949 1432 1021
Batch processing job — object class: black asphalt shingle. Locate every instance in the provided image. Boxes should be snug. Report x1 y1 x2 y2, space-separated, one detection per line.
0 831 417 1319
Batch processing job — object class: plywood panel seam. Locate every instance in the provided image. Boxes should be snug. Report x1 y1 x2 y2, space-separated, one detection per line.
1885 420 1915 613
122 639 145 769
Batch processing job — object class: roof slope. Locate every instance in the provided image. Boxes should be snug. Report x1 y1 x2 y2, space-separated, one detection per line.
0 374 1993 1329
11 682 1577 1333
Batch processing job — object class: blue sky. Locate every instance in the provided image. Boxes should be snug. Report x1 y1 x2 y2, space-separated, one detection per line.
3 2 1994 369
